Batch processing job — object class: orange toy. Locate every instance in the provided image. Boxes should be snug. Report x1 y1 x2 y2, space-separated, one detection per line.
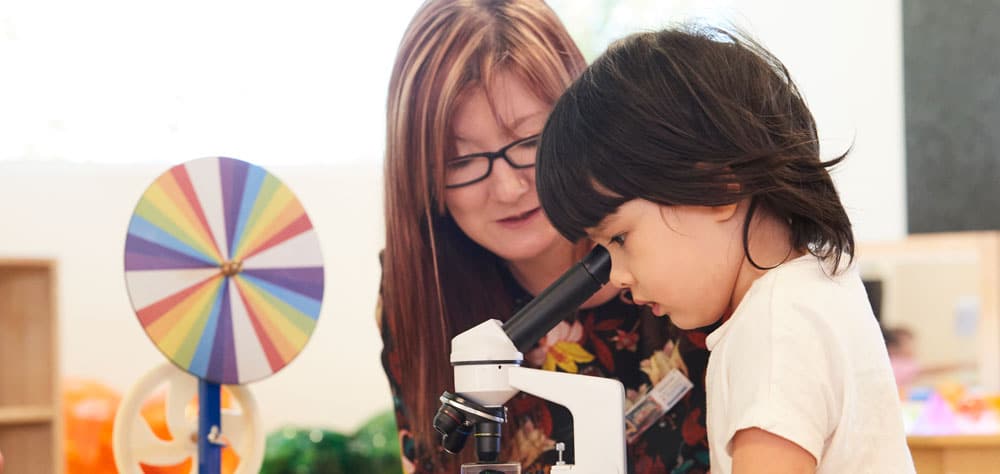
64 378 121 473
64 377 239 474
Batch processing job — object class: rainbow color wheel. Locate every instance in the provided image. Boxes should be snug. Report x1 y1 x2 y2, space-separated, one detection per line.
124 156 324 385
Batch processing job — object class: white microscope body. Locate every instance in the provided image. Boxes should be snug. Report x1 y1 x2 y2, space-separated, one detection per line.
437 246 627 474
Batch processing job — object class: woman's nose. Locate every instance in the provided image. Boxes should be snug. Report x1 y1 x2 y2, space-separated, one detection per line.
489 159 530 202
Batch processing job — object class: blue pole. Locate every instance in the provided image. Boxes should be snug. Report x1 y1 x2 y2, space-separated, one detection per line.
199 379 222 474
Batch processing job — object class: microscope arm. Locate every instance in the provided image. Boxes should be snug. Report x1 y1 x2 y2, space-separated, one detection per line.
508 367 626 474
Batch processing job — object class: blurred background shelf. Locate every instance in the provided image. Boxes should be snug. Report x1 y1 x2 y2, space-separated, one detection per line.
0 259 61 474
908 435 1000 474
0 405 56 425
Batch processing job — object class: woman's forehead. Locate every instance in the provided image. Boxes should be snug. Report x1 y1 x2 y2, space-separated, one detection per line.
452 73 549 134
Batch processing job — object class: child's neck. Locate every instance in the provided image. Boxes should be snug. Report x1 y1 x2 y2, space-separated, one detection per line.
728 208 805 315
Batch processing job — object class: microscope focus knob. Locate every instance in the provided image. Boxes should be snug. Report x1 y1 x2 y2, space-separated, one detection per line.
551 441 571 472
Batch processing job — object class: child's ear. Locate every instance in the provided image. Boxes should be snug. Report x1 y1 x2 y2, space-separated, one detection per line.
713 202 740 222
712 183 742 222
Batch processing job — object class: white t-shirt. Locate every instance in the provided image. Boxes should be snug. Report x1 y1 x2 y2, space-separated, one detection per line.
705 254 915 474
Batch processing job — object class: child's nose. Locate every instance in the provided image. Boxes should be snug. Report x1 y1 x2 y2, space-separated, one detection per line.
609 264 636 288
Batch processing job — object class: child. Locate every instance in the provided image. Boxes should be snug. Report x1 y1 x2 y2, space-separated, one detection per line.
885 326 921 391
535 26 915 473
884 325 974 394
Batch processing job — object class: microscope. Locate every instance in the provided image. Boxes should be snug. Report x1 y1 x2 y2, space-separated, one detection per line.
433 246 627 473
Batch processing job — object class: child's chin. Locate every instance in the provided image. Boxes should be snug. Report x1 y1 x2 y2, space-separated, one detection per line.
666 313 709 330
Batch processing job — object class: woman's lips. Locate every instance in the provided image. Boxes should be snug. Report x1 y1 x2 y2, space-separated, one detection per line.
497 207 541 228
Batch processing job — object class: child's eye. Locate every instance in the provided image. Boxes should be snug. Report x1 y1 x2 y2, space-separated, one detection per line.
610 233 626 246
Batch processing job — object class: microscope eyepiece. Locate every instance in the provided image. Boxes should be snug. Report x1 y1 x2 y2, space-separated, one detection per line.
502 245 612 352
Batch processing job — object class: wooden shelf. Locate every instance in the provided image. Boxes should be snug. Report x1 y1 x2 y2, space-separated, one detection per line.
0 259 60 473
0 405 55 425
909 434 1000 474
0 259 53 269
910 434 1000 447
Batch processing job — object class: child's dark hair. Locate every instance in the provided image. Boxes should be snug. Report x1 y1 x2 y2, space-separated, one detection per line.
536 25 854 270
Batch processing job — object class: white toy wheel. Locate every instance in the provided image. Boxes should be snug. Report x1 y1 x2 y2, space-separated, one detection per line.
112 363 265 474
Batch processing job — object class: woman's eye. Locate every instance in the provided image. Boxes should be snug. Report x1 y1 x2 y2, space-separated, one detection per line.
446 159 474 170
610 234 626 246
521 137 540 149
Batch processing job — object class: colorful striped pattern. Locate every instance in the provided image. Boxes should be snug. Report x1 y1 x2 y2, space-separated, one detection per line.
124 157 324 385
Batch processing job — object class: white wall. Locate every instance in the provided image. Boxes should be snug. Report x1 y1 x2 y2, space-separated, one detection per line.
0 0 907 435
724 0 908 242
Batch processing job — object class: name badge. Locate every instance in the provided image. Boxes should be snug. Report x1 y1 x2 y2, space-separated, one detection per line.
624 368 693 443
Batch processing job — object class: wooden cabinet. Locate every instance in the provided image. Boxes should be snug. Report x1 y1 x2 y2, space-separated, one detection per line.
909 435 1000 474
0 259 60 473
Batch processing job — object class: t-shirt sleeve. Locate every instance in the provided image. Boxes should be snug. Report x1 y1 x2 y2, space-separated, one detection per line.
718 288 842 464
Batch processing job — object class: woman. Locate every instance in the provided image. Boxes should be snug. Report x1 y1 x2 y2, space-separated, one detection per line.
379 1 713 472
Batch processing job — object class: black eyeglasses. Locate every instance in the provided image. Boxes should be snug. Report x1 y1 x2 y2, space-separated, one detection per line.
444 134 540 188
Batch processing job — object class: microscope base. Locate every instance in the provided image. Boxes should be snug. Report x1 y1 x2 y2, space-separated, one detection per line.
460 462 521 473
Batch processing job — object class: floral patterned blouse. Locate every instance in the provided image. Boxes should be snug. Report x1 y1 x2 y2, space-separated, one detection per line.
379 267 713 474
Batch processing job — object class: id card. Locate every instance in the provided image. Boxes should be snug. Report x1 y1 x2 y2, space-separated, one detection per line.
624 369 693 443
